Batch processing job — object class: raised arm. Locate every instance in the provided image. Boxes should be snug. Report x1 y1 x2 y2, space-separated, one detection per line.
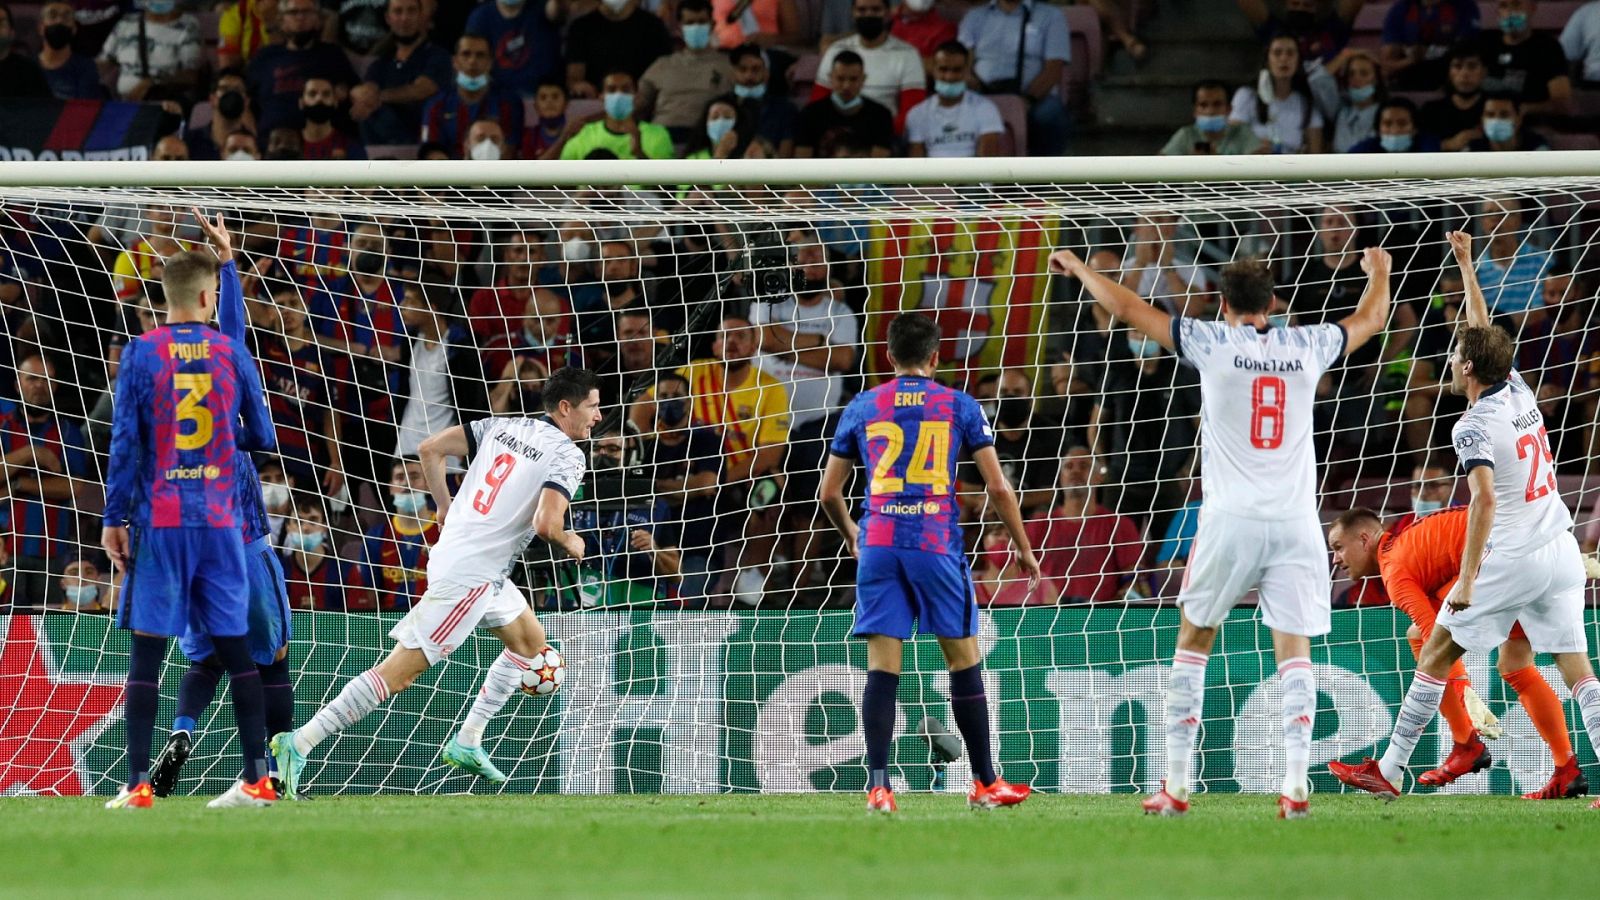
1447 230 1490 328
194 210 246 343
1049 249 1175 350
971 446 1041 594
1336 247 1393 356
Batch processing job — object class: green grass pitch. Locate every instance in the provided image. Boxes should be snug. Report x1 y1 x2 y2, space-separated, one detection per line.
2 793 1596 898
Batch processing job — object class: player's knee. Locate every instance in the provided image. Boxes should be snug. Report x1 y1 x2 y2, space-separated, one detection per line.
1497 642 1532 675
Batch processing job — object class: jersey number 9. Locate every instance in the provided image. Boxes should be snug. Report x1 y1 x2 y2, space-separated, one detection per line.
174 373 214 451
866 420 951 495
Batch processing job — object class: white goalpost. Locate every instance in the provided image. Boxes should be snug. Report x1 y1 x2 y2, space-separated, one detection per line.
2 153 1600 798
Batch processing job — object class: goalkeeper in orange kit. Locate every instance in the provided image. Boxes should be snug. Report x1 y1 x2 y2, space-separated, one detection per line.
1328 506 1586 798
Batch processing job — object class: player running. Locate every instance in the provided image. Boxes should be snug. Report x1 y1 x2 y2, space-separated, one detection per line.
147 213 297 800
1329 506 1585 798
102 249 280 809
819 313 1041 814
1051 245 1392 819
271 368 602 797
1331 232 1600 806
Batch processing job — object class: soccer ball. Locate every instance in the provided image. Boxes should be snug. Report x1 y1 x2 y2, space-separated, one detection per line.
519 647 566 697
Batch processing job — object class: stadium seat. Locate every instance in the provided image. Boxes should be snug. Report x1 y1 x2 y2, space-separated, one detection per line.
788 53 820 93
1549 132 1600 151
1062 4 1104 79
990 93 1029 156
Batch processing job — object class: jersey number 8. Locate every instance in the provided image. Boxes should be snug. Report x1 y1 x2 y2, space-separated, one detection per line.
1249 375 1286 450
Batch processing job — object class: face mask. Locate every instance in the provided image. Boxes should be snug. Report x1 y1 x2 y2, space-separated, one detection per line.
855 16 886 40
144 0 178 13
594 453 623 469
1412 498 1444 515
706 116 735 145
734 82 766 100
1380 132 1413 152
469 139 503 161
1284 9 1315 32
457 71 489 92
563 237 592 262
682 22 712 50
227 149 258 161
658 397 688 424
1268 313 1291 329
1194 113 1227 133
1500 13 1528 32
996 397 1031 428
1483 116 1516 143
262 483 290 508
217 89 247 119
981 543 1011 574
353 251 386 277
934 79 966 100
287 530 326 552
302 102 335 124
43 24 74 50
393 490 430 516
904 0 935 12
832 92 863 112
604 91 635 120
268 515 287 538
1347 84 1375 103
1127 334 1161 358
64 584 99 607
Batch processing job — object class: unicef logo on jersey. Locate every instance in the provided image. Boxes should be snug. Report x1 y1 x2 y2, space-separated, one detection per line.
163 464 222 480
879 500 941 515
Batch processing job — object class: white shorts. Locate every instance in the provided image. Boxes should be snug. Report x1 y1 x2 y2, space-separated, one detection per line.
1177 508 1331 637
1436 531 1586 654
390 580 528 665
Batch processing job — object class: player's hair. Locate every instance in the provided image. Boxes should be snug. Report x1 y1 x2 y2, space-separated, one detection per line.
886 313 940 367
543 367 599 413
161 250 221 310
1455 324 1514 384
1331 507 1383 532
1218 257 1274 315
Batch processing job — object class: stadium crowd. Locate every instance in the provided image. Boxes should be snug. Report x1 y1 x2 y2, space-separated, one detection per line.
2 0 1600 615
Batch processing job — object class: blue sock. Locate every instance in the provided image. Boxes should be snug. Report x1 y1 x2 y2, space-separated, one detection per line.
211 636 267 784
949 664 997 786
124 634 167 790
258 658 295 741
862 670 899 791
173 659 223 734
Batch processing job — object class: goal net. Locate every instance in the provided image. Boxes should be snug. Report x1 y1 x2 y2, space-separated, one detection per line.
3 155 1599 798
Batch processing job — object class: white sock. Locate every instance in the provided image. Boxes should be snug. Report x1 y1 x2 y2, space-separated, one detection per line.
1379 671 1445 784
1278 657 1315 801
1164 649 1208 800
1570 675 1600 756
294 669 389 755
458 650 531 749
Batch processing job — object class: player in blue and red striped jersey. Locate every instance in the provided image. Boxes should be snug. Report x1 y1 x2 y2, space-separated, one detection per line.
819 313 1041 814
101 247 279 810
147 213 299 800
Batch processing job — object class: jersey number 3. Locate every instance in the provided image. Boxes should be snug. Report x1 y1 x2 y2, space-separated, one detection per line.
1517 427 1556 502
1249 375 1286 450
472 452 518 514
174 373 214 451
867 421 951 495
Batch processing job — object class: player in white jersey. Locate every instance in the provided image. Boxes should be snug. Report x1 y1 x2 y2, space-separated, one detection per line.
271 368 603 797
1050 246 1392 819
1333 233 1600 807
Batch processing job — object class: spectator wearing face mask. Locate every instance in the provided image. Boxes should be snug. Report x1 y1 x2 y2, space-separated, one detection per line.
565 0 674 98
257 461 295 549
185 69 258 160
522 78 571 159
1347 97 1441 152
815 0 927 127
281 500 360 611
349 459 439 612
1090 330 1200 535
906 41 1004 158
1387 460 1458 536
393 284 489 460
465 0 565 95
957 368 1067 518
559 70 674 160
794 52 895 158
638 0 737 139
464 117 514 161
221 129 263 161
55 556 116 613
1465 92 1549 151
728 44 796 157
890 0 958 67
1161 80 1257 155
1231 35 1325 153
1472 0 1570 117
683 96 750 159
246 0 360 134
421 34 525 158
36 1 101 99
638 372 722 602
299 77 367 160
349 0 454 145
96 0 202 102
1310 49 1386 153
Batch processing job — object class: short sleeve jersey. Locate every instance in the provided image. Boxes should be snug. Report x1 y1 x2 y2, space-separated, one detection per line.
1172 318 1346 519
1450 370 1573 557
828 376 993 556
425 415 586 592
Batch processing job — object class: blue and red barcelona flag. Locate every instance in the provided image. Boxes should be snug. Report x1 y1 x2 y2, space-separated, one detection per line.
0 99 167 161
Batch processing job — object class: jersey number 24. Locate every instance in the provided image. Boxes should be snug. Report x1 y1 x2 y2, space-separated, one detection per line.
867 421 951 495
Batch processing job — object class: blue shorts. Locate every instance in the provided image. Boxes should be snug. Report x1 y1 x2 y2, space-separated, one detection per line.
180 536 291 666
853 546 978 640
118 527 248 640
